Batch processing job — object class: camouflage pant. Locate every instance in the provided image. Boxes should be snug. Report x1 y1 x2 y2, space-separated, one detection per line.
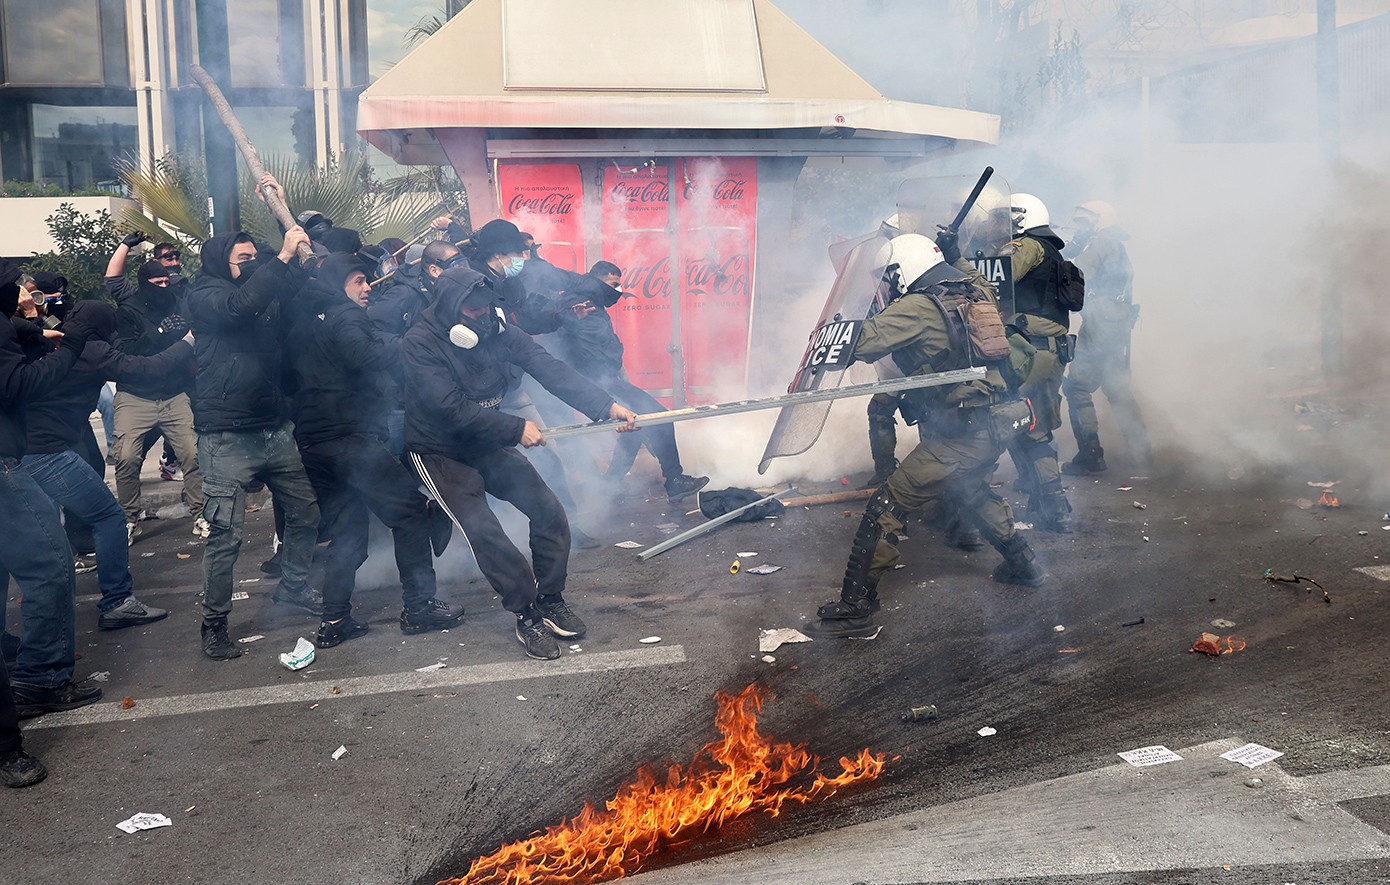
1010 348 1064 495
1063 345 1151 458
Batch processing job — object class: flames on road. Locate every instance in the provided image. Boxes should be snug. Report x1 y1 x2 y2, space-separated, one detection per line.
439 685 886 885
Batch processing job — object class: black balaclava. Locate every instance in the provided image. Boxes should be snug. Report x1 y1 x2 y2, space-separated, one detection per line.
67 299 118 343
137 260 176 308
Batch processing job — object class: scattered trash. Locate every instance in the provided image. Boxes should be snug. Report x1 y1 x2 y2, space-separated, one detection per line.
614 540 644 549
840 477 849 485
155 503 191 520
331 745 348 761
184 806 197 814
1058 648 1081 653
737 551 758 558
849 626 883 640
1122 618 1145 627
639 636 662 644
1117 484 1133 491
1264 569 1331 604
140 552 155 558
279 637 315 671
746 564 784 575
569 644 582 651
730 560 740 574
121 696 136 710
89 671 110 682
902 705 938 722
1132 501 1147 510
1307 481 1340 488
239 578 261 584
515 695 526 701
656 523 681 535
116 813 172 834
1211 619 1235 628
1143 536 1150 542
1190 632 1245 656
231 591 249 601
1053 625 1065 632
1220 743 1284 768
760 655 776 663
1013 521 1034 531
1293 498 1315 510
1317 490 1340 508
237 635 264 643
1244 776 1264 788
309 704 319 709
1118 746 1183 767
414 662 447 672
1359 531 1370 536
331 686 341 694
176 553 191 559
893 563 905 569
758 628 813 653
977 726 997 737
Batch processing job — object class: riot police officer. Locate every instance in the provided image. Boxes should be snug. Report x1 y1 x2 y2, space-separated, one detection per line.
808 234 1044 639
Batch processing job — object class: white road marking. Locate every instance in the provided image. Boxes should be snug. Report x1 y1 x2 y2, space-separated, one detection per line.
1354 565 1390 581
27 645 686 730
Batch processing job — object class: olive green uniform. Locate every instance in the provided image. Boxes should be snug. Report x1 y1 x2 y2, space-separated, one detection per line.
1063 229 1150 466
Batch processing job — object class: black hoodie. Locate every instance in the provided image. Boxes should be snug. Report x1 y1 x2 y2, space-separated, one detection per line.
287 253 397 447
25 301 194 455
112 260 194 399
399 267 615 463
187 232 302 432
0 258 84 459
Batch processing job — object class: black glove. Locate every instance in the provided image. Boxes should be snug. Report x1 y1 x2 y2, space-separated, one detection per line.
56 321 95 356
935 227 961 265
159 314 189 336
122 230 150 249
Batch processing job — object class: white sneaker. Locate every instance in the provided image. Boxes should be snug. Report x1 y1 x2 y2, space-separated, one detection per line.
192 517 210 539
126 520 142 546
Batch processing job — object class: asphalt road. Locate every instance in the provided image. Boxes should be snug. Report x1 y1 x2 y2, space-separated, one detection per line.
4 446 1390 885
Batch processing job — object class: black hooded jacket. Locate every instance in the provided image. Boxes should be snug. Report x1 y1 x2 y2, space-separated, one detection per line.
468 256 573 336
25 302 194 455
112 262 194 400
400 267 615 463
287 254 397 447
368 259 431 348
187 232 303 433
0 259 84 459
553 278 626 381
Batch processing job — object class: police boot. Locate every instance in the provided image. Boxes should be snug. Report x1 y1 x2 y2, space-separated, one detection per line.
809 487 892 638
944 510 986 550
861 416 899 489
990 534 1047 588
1063 437 1107 476
1034 483 1074 534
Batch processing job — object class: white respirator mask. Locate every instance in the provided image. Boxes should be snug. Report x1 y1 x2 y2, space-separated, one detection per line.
449 324 480 349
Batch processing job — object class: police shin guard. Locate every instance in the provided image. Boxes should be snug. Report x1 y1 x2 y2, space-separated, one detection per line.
810 486 893 638
990 533 1047 588
863 415 899 489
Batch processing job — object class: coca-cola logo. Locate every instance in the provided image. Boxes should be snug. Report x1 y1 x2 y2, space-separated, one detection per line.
608 178 669 205
507 191 573 216
683 177 746 202
623 256 671 300
684 254 750 300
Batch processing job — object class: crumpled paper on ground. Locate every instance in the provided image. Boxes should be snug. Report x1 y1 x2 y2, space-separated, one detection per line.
279 637 315 671
758 628 814 653
117 813 172 834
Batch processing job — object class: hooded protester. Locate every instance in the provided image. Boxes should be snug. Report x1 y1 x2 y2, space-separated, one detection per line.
107 258 202 539
28 273 70 323
317 227 363 256
999 193 1085 533
186 226 324 660
288 253 459 648
0 257 104 725
399 264 639 660
20 299 194 631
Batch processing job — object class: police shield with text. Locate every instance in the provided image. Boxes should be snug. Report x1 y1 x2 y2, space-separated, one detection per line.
808 234 1045 640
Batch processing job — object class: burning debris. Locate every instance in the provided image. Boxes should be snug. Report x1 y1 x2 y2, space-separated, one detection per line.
1189 632 1246 656
1317 490 1340 508
1263 569 1332 604
440 686 885 885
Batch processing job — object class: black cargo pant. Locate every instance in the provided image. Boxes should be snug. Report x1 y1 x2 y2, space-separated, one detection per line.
409 448 569 614
597 369 682 480
299 435 438 622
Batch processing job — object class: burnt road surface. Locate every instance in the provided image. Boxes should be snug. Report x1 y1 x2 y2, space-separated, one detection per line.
4 455 1390 885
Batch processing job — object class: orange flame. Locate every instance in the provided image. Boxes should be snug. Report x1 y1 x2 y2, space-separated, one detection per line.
1318 491 1340 508
439 685 885 885
1191 632 1246 656
1222 636 1246 654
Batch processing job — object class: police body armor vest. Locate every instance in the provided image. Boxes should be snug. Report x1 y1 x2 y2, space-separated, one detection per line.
891 279 1012 378
1013 237 1071 326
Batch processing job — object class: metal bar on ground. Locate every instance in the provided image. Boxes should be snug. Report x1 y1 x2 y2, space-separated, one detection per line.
541 367 986 440
637 486 798 562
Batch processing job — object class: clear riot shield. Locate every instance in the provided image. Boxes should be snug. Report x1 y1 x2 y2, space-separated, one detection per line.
757 232 891 474
896 173 1016 315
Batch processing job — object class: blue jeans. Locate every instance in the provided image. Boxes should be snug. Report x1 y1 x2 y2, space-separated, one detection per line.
199 422 320 624
97 382 115 451
21 450 134 612
0 458 76 688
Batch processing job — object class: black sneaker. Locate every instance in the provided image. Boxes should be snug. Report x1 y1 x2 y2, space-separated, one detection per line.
316 617 370 649
272 585 324 615
426 500 453 557
400 598 465 635
570 527 600 550
0 748 48 788
515 616 560 660
664 474 710 503
98 596 170 630
201 621 243 660
536 595 586 638
10 679 103 718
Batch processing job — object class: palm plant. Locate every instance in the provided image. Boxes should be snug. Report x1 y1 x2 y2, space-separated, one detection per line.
404 1 472 49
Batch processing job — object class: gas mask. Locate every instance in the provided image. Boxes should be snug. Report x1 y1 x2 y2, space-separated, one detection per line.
503 257 525 278
449 310 502 349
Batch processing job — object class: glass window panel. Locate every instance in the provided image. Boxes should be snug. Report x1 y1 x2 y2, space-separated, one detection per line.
31 105 138 189
3 0 104 85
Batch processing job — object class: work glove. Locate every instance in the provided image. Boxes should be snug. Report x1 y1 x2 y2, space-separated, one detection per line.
935 227 961 265
159 315 189 336
122 231 150 249
56 320 96 356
